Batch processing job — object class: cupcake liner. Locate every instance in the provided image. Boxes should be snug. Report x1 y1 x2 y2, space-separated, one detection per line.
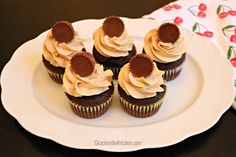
69 97 112 119
163 61 184 81
47 70 63 84
120 96 164 118
104 66 121 79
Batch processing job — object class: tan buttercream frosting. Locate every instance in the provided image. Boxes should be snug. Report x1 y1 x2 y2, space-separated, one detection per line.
43 31 85 67
63 63 113 97
93 27 133 57
118 63 165 99
144 29 186 63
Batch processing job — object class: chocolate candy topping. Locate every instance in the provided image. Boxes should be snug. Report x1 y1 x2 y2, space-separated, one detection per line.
129 54 154 78
102 16 125 38
52 21 74 43
157 23 180 44
71 52 96 77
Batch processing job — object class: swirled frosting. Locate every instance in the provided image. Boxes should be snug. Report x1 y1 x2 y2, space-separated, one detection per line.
144 29 186 63
93 27 133 57
63 63 113 97
43 31 85 67
118 63 165 99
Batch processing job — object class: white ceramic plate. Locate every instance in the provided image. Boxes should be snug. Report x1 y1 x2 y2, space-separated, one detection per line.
1 18 235 152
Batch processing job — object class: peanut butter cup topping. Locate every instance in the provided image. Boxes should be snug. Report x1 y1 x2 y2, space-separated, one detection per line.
52 21 74 43
70 52 96 77
102 16 125 38
157 22 180 44
129 54 154 78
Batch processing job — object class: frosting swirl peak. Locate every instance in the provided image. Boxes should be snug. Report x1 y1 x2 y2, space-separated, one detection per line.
63 63 113 97
93 27 133 57
144 25 186 63
118 63 165 99
43 30 85 68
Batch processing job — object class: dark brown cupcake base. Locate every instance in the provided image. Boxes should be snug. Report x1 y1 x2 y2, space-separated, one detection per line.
66 84 114 119
120 97 163 118
42 55 65 84
42 48 86 84
118 84 166 118
93 45 136 79
143 49 186 81
103 66 121 80
47 70 64 84
163 66 183 81
69 97 112 119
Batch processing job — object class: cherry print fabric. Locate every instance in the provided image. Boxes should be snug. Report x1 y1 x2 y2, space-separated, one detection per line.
143 0 236 109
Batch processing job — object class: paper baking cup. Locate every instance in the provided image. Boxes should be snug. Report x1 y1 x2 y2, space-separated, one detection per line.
163 62 184 81
69 97 112 119
104 66 121 79
120 97 164 118
47 70 63 84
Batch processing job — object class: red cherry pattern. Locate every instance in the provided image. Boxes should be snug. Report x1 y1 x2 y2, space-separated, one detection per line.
198 11 206 18
197 3 207 18
230 34 236 43
162 2 236 69
195 31 214 38
222 25 236 43
230 58 236 67
172 4 181 9
204 31 214 38
162 2 236 68
219 12 229 19
173 17 183 25
195 32 204 36
188 3 207 18
192 23 213 38
228 10 236 16
163 4 181 11
199 3 207 11
217 4 236 19
163 5 172 11
162 3 236 49
227 46 236 67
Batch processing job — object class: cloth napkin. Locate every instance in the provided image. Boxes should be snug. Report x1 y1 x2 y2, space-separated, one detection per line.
143 0 236 109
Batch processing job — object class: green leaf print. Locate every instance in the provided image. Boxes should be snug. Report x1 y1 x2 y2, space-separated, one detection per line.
227 46 233 59
192 23 197 32
222 25 236 37
217 5 223 15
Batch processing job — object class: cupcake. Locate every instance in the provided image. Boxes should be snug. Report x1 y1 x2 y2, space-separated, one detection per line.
93 16 136 79
42 21 86 84
63 52 114 119
118 53 166 118
143 22 186 81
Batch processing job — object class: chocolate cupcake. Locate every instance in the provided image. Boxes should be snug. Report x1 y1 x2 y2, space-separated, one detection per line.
63 52 114 119
42 21 86 84
143 22 186 81
93 16 136 79
118 54 166 118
